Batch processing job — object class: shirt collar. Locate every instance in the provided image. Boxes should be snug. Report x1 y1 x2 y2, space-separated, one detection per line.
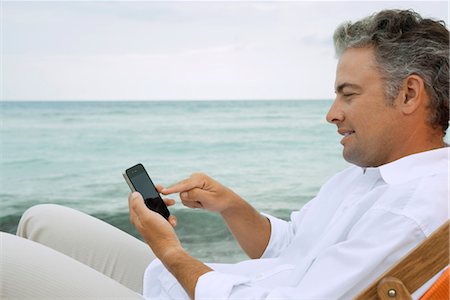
363 147 449 185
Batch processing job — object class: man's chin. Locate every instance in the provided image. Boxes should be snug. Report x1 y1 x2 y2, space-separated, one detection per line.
342 149 368 168
343 150 382 168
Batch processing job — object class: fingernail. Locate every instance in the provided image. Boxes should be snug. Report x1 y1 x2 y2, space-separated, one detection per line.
181 192 188 198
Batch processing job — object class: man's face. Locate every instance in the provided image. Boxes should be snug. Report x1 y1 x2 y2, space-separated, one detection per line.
326 47 403 167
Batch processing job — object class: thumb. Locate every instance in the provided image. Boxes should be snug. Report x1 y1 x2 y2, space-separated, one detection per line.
129 192 149 216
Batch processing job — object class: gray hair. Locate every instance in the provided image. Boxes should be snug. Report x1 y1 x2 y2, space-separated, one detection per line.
333 9 449 134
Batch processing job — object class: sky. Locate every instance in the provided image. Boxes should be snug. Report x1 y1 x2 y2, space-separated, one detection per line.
1 0 448 101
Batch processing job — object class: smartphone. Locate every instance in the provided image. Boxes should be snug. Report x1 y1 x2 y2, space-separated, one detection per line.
123 163 170 220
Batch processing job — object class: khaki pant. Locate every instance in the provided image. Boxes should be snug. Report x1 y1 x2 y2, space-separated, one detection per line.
1 204 155 299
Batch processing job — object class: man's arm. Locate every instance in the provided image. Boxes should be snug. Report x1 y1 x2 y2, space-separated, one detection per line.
162 173 271 259
220 196 271 259
161 249 212 299
128 192 211 299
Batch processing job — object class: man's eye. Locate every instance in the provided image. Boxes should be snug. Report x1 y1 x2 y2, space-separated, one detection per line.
343 93 356 97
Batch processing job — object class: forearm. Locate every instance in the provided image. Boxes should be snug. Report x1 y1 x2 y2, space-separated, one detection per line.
221 196 271 259
160 173 272 258
161 248 212 299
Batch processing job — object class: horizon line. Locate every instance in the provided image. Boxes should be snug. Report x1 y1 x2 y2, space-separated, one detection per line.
1 98 333 102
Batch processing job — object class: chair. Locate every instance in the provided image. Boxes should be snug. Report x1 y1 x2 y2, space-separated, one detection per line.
354 220 449 300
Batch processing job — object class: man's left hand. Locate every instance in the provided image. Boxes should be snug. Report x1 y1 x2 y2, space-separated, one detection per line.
128 191 213 299
128 192 182 259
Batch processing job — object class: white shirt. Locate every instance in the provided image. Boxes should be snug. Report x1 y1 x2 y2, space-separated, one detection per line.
143 148 449 300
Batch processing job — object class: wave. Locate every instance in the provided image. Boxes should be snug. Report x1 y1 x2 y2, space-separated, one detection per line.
93 208 233 242
2 158 50 166
0 213 22 234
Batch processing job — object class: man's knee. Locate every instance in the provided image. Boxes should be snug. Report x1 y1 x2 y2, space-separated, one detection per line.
16 204 73 239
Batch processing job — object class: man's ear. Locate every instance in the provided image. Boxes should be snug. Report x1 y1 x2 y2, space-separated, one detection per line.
399 75 426 115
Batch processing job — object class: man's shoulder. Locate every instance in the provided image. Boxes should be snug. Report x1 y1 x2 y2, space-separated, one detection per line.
371 171 448 236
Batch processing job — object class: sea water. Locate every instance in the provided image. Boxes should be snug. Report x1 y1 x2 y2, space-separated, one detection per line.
0 100 349 263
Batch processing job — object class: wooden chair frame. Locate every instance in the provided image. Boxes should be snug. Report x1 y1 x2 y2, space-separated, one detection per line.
354 220 449 300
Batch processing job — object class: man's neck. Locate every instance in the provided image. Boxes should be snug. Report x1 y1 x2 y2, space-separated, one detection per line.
388 125 446 164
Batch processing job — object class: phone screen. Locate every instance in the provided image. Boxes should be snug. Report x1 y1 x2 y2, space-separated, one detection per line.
125 164 170 219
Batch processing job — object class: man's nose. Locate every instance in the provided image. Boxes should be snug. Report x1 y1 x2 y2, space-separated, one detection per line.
326 98 344 124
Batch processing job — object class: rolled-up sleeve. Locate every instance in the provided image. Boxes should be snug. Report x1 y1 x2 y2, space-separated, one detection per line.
195 271 252 299
260 213 292 258
261 202 312 258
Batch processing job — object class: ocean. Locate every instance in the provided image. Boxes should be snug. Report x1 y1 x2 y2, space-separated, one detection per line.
0 100 349 263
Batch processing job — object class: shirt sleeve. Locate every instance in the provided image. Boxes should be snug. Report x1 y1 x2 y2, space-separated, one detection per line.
195 271 254 299
259 213 291 258
260 201 313 258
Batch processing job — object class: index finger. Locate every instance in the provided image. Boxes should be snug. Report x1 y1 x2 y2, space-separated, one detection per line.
161 174 205 195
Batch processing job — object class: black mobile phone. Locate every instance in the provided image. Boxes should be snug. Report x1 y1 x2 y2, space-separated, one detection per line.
123 163 170 220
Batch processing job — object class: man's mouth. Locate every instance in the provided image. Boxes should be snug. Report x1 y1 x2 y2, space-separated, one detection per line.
338 129 355 144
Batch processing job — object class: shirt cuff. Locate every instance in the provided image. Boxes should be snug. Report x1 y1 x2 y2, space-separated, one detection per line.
260 212 290 258
195 271 250 299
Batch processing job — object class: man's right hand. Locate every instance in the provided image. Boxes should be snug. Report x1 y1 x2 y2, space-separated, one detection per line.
161 173 271 259
161 173 242 214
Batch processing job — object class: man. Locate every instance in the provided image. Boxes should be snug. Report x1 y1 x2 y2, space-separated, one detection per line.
2 9 448 300
131 9 448 299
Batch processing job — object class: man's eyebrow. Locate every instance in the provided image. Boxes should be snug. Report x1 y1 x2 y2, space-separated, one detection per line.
335 83 362 93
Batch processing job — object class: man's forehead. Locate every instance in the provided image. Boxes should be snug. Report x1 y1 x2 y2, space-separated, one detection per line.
337 47 377 70
335 47 380 89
